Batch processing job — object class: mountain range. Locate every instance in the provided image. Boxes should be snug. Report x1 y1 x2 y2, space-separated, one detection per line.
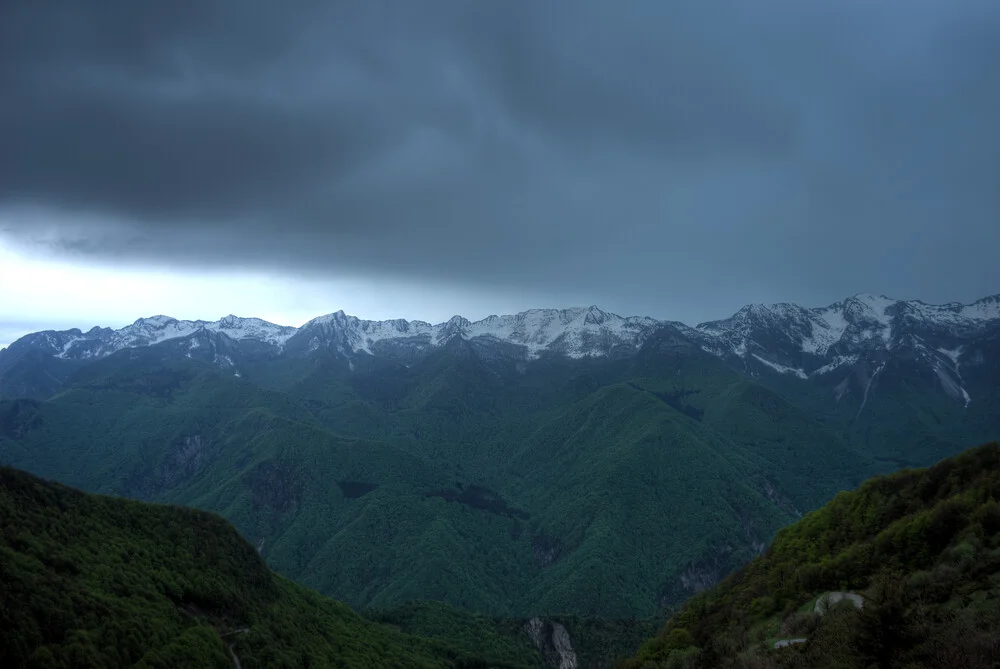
6 292 998 410
0 292 997 622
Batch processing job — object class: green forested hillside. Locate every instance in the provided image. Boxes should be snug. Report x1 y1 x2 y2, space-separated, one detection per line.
0 333 873 617
622 442 1000 668
0 465 530 669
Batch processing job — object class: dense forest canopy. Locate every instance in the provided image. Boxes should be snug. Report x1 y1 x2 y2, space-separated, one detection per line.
622 442 1000 668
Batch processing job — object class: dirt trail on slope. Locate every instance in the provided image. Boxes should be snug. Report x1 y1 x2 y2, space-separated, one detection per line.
773 638 807 649
220 628 249 669
775 592 864 650
228 644 241 669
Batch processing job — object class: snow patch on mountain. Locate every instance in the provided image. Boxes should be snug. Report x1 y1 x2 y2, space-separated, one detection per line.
932 360 971 407
6 294 998 385
856 362 886 418
911 296 1000 326
681 293 997 410
937 345 963 366
812 355 861 376
48 315 299 360
801 306 849 355
302 311 435 354
932 344 971 407
303 306 660 359
456 307 659 358
752 354 807 380
692 293 998 366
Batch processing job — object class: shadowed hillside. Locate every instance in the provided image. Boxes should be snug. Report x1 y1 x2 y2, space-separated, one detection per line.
621 442 1000 668
0 465 526 669
0 339 870 618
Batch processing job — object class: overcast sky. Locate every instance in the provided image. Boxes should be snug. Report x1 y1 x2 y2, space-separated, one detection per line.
2 0 998 348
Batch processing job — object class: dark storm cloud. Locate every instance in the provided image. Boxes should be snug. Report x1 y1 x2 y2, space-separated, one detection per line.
2 0 998 320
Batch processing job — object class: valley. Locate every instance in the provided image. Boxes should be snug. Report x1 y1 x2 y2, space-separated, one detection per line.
1 292 998 666
4 1 997 664
0 464 528 668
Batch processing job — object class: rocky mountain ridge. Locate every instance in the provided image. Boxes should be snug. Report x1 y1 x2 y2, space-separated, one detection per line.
3 293 998 407
683 293 1000 409
4 306 661 362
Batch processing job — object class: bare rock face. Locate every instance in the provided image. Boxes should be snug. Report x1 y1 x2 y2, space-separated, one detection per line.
0 399 42 438
532 534 562 567
524 617 578 669
815 591 864 614
124 433 213 500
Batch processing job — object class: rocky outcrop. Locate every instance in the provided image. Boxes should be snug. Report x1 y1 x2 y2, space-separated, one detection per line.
532 534 563 567
247 459 303 514
0 399 42 438
815 591 864 614
524 617 577 669
124 433 213 500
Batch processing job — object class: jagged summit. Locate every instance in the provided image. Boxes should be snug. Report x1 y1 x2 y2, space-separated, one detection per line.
690 292 1000 359
296 306 660 358
7 314 299 362
3 294 997 405
679 292 1000 408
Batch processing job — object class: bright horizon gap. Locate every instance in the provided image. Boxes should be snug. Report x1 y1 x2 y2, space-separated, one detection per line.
0 241 614 348
2 241 996 351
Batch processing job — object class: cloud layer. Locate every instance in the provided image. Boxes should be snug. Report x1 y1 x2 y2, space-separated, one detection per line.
2 0 998 319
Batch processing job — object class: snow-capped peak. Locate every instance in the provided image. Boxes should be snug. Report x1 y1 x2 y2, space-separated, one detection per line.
5 294 997 376
26 315 300 361
298 306 662 358
687 293 1000 381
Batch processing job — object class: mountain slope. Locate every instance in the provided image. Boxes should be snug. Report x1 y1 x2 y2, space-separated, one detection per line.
0 292 997 620
622 442 1000 669
687 293 1000 378
4 294 997 397
4 293 997 463
0 329 867 618
0 464 528 669
682 294 1000 470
